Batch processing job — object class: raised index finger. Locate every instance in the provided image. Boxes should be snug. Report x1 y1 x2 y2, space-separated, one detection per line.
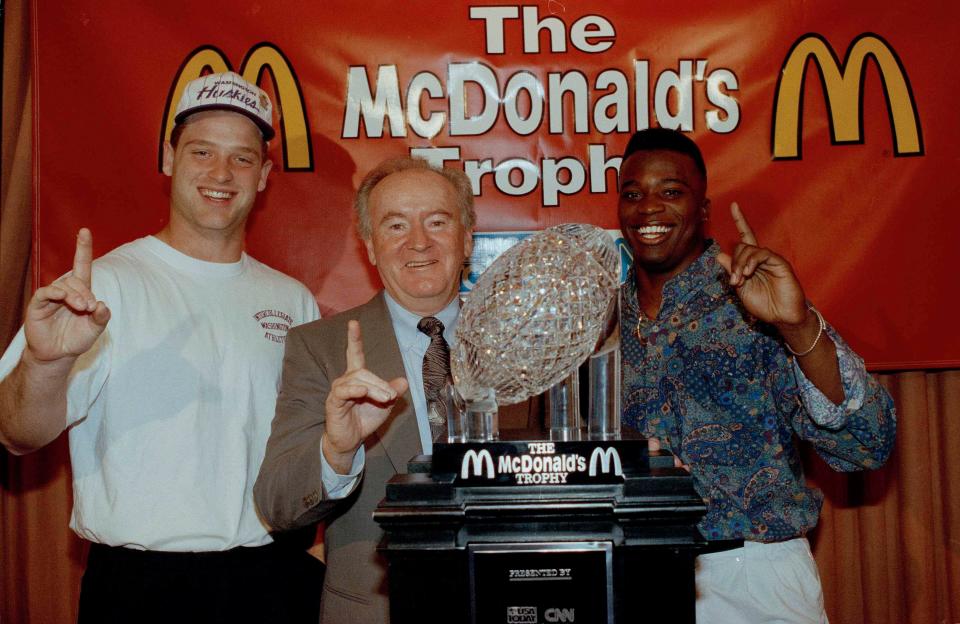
345 319 365 371
73 228 94 285
730 202 758 246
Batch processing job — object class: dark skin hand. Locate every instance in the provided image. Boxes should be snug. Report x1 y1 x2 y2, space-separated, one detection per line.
716 203 844 404
646 203 845 468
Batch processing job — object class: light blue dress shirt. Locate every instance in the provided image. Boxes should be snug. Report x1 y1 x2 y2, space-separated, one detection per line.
383 292 460 456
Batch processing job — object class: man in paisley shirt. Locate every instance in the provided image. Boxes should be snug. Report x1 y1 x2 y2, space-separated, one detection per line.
617 127 896 623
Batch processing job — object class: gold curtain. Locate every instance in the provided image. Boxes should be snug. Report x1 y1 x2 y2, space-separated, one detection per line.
1 1 957 622
2 2 87 623
811 371 960 623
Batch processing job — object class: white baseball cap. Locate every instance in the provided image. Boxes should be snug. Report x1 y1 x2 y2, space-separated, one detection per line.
174 71 275 140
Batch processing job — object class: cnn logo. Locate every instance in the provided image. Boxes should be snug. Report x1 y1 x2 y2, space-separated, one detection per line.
545 607 575 622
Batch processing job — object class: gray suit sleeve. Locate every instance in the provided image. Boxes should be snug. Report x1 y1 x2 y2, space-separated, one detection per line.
254 323 348 531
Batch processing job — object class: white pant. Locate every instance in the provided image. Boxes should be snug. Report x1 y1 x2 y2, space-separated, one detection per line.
695 538 829 624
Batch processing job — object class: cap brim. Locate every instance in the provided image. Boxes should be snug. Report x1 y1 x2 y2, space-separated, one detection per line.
174 104 276 141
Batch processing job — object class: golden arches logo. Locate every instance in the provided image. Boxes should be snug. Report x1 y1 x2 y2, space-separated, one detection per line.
772 33 923 160
159 43 313 171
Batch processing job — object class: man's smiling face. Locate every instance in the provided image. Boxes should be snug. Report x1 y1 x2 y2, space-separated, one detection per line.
364 169 473 316
618 148 709 281
163 110 271 241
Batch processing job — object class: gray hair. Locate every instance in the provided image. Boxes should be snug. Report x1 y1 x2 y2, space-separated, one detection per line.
354 157 476 240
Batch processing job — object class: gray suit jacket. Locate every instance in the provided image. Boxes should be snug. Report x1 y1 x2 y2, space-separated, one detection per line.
254 292 540 623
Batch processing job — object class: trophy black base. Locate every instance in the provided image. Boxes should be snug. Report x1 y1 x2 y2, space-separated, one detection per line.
374 431 725 624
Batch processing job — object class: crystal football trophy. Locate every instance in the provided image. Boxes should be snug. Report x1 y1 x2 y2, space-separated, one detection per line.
451 224 620 440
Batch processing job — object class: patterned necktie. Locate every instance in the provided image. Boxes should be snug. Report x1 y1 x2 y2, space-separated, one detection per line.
417 316 450 441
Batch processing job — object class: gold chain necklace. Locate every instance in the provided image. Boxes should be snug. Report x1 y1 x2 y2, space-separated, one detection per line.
633 301 682 346
633 301 654 347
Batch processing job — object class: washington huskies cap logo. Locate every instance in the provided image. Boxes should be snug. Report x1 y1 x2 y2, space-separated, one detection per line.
174 71 276 140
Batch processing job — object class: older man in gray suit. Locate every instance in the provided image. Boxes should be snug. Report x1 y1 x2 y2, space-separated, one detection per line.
255 157 536 623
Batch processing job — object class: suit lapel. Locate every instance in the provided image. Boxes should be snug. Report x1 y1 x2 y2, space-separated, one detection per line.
358 293 421 475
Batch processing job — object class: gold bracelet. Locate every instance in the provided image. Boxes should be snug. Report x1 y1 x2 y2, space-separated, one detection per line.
785 305 825 357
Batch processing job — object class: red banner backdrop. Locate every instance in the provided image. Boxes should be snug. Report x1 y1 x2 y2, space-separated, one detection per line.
33 0 958 370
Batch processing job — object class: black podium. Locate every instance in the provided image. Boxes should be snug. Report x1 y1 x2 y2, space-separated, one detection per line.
374 431 720 624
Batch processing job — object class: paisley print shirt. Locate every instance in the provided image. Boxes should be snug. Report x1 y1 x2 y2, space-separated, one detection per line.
620 242 897 542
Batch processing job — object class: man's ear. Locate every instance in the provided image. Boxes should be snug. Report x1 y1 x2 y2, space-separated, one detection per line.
162 141 175 177
463 230 474 259
364 237 377 266
702 198 711 222
257 159 273 192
